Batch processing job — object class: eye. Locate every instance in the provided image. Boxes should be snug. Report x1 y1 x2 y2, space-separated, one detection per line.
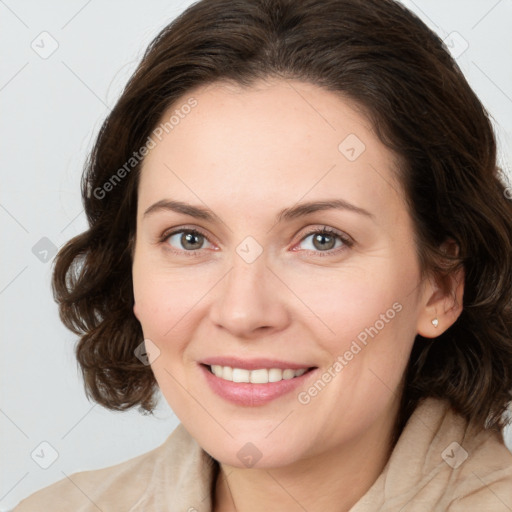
161 228 215 255
295 226 353 256
159 225 353 257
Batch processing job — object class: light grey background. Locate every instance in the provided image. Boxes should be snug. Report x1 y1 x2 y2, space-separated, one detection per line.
1 0 511 509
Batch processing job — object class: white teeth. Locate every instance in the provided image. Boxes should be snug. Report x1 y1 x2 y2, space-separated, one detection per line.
222 366 233 381
268 368 283 382
282 369 295 380
250 369 268 384
232 368 250 383
209 365 309 383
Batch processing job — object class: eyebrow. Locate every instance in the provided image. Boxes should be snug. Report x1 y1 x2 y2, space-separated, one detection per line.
143 198 375 223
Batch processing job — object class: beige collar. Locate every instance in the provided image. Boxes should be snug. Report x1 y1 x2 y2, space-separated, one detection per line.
141 397 512 511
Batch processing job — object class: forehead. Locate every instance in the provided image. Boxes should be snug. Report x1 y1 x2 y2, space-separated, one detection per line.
137 78 405 224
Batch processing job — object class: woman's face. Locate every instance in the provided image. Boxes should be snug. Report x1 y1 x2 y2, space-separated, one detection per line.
132 78 438 468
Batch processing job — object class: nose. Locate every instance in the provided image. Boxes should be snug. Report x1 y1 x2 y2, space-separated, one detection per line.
208 254 290 339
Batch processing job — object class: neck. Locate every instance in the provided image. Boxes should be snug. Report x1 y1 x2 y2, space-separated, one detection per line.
213 396 401 512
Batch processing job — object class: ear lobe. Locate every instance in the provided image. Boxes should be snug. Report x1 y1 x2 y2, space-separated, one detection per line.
416 240 465 338
133 303 140 321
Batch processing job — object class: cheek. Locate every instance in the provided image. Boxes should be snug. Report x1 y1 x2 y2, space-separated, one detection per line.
288 264 416 402
133 283 187 341
288 266 401 344
133 250 186 325
132 263 213 353
132 260 177 340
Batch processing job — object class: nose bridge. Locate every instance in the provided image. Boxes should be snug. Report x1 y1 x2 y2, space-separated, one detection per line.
209 248 288 336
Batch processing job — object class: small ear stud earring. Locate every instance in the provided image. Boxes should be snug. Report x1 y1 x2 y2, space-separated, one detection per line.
431 317 439 328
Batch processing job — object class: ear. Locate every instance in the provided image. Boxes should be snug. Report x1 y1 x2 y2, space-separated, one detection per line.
416 239 464 339
133 302 140 321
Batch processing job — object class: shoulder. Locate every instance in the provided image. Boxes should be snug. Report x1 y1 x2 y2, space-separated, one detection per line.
444 421 512 511
407 398 512 511
13 423 201 512
378 397 512 511
446 474 512 511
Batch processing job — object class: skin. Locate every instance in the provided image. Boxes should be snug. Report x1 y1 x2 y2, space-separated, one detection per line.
132 78 464 512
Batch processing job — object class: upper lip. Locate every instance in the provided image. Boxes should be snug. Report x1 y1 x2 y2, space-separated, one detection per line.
200 356 316 371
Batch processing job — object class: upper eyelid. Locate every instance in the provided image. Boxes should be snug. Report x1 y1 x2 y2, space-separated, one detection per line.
161 225 215 244
297 228 353 249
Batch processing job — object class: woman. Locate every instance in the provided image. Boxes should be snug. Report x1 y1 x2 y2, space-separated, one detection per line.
14 0 512 510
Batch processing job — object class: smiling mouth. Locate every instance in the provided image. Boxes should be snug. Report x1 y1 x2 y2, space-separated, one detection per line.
203 364 316 384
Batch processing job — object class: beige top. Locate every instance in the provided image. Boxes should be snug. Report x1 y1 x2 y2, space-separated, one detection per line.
13 397 512 511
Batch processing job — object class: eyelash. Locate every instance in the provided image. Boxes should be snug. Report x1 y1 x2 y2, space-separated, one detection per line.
159 225 354 258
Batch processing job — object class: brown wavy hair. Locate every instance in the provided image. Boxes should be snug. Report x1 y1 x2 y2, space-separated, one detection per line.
52 0 512 436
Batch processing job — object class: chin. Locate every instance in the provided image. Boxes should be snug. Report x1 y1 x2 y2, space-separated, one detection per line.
206 442 304 470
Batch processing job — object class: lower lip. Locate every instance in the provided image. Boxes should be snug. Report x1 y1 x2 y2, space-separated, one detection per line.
200 364 317 406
